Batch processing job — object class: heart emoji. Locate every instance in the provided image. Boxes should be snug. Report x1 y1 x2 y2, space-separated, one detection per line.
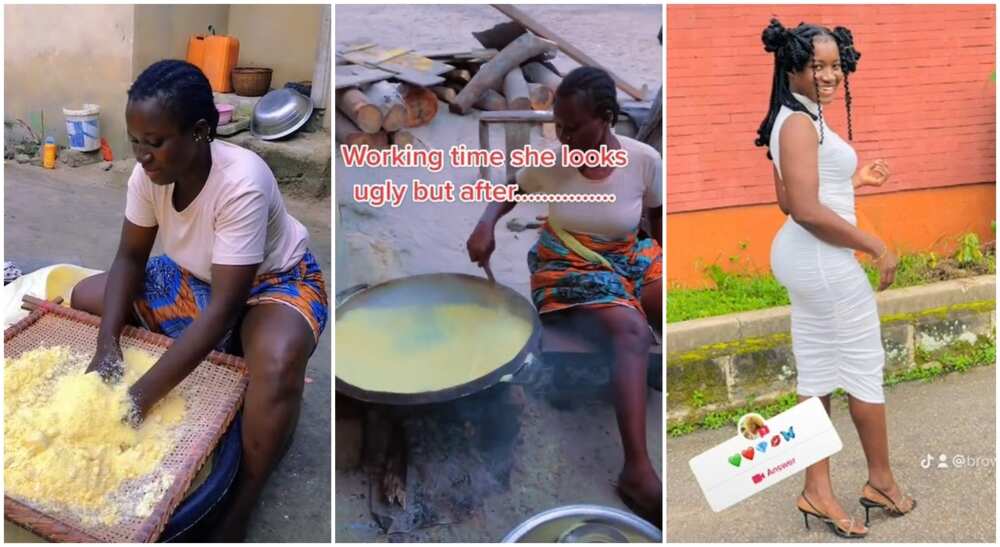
728 454 741 467
756 441 768 453
757 425 770 437
771 434 781 447
752 473 765 484
742 446 755 461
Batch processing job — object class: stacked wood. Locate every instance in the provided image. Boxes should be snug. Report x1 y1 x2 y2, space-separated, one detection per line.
502 68 532 110
450 33 556 115
400 85 438 128
335 111 388 148
336 89 382 133
364 81 407 132
522 62 562 93
474 89 508 111
528 83 554 111
335 80 441 149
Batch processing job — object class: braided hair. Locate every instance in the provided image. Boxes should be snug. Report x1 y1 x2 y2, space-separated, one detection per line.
128 60 219 139
754 19 861 158
556 66 620 126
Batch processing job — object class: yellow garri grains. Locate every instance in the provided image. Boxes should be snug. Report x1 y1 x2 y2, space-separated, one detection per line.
4 346 186 524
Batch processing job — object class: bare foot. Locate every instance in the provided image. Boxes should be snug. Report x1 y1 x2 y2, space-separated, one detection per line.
798 490 868 536
617 464 662 528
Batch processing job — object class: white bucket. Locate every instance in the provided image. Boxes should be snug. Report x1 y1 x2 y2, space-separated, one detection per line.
63 104 101 151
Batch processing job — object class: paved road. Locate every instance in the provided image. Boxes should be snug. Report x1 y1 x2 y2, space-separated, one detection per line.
666 365 996 543
4 162 331 542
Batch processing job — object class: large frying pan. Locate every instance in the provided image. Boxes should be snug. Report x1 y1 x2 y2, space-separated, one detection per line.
335 273 542 405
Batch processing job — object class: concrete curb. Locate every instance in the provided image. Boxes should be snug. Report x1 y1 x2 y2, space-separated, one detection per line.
667 275 995 356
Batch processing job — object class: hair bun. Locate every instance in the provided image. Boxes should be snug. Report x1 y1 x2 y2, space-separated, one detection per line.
832 26 861 72
762 18 789 53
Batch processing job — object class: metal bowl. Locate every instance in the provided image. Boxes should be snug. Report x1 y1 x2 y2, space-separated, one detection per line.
250 88 314 140
502 505 661 543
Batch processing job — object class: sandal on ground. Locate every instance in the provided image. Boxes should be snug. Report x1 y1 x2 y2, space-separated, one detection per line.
859 481 917 526
797 491 868 539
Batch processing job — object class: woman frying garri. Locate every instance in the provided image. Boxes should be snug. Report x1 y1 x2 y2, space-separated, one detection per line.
71 60 328 540
466 66 663 525
756 19 915 538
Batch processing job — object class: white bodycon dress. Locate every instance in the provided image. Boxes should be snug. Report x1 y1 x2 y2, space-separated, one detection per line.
769 92 885 403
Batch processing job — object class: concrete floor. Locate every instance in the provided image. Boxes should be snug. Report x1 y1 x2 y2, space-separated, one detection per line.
666 365 996 543
3 162 331 542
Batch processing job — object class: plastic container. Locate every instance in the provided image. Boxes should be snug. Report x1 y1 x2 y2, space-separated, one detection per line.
186 26 239 93
42 137 56 169
62 104 100 152
215 103 234 126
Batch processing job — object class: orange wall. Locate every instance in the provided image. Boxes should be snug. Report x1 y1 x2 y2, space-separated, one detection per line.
668 183 996 287
666 4 996 213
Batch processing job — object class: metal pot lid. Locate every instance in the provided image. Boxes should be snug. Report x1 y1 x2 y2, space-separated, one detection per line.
250 88 313 140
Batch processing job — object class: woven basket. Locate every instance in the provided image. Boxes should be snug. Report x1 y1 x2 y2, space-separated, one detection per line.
231 67 273 97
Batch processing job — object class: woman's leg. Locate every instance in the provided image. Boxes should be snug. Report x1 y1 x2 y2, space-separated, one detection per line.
798 394 868 534
639 277 662 329
69 273 108 315
848 396 914 511
212 302 316 540
552 304 660 521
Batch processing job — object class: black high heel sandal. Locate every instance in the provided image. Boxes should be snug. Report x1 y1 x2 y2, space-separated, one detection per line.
797 491 868 539
859 481 917 526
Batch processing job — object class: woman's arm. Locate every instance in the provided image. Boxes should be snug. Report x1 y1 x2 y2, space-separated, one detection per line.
773 166 791 215
88 220 157 381
648 205 663 246
467 175 519 267
778 115 885 257
127 263 257 422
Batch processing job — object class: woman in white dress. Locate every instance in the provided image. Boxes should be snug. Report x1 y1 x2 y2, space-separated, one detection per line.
755 19 916 538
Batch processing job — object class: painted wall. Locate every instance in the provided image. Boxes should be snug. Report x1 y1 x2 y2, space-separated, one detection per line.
132 4 230 78
668 183 996 287
227 4 321 89
666 4 996 287
4 5 135 155
667 4 995 212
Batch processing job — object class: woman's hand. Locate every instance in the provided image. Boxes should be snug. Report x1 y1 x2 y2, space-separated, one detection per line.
854 159 890 188
466 220 496 268
86 340 124 384
874 245 898 291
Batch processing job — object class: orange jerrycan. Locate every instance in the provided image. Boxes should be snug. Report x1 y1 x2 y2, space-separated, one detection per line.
186 25 239 93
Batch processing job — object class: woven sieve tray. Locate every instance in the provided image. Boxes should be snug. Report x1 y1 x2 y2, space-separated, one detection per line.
4 296 248 542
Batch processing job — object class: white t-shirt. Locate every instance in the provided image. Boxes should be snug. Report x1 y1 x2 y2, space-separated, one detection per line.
125 140 309 282
515 135 662 238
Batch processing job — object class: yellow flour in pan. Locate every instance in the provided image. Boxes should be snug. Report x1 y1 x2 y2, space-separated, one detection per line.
336 303 533 393
4 346 186 524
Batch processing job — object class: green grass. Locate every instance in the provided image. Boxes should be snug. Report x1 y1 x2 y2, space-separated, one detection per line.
669 338 995 437
668 236 996 324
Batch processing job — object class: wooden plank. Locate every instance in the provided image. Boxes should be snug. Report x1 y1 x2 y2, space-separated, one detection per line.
451 32 556 114
416 47 498 62
479 110 554 124
335 64 393 89
310 5 331 109
490 4 646 100
338 45 411 66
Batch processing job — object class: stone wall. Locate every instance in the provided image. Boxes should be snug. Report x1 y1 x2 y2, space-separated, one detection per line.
667 276 996 423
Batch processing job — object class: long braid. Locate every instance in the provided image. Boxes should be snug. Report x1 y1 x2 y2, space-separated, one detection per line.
813 73 825 145
843 73 854 140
